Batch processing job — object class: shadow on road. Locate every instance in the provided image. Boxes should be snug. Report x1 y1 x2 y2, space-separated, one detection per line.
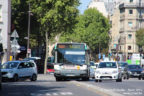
0 81 65 96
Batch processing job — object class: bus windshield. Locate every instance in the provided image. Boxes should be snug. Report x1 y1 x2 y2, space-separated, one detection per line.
57 49 86 65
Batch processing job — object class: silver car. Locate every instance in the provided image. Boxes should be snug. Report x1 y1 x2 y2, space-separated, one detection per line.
1 61 37 82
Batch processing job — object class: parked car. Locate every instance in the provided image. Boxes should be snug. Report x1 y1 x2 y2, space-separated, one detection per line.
123 65 143 80
24 57 42 73
95 61 122 82
47 56 55 74
1 60 37 82
140 69 144 80
118 61 128 76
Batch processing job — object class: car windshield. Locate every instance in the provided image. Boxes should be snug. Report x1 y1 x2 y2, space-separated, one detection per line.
2 62 19 69
57 49 86 65
98 62 117 68
118 62 128 67
128 65 141 69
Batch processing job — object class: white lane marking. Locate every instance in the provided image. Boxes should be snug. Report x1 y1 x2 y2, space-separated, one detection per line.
66 92 73 95
52 93 58 95
60 92 73 95
31 92 73 96
46 93 51 95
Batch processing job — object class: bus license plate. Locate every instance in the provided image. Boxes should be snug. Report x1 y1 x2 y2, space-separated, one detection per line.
64 66 76 69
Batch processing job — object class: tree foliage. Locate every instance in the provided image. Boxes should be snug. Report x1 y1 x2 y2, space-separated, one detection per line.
60 8 110 56
136 28 144 47
28 0 79 73
11 0 41 47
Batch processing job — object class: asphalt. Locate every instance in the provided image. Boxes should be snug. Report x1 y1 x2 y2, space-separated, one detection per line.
0 74 100 96
1 74 144 96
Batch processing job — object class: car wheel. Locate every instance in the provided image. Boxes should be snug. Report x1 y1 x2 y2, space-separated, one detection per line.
127 75 129 80
138 76 141 80
123 75 126 80
116 78 122 82
95 79 98 82
13 74 19 82
31 74 37 81
56 77 62 81
142 77 144 80
99 80 102 82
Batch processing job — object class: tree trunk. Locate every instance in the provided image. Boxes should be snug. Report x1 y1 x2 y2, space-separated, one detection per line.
44 32 49 74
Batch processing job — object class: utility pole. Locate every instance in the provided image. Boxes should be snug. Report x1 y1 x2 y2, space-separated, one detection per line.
7 0 11 61
139 0 142 28
27 3 31 58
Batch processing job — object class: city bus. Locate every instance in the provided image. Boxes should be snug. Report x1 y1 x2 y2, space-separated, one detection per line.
53 42 90 81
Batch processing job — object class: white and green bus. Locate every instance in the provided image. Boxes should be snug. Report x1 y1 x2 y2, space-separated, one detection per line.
53 43 90 81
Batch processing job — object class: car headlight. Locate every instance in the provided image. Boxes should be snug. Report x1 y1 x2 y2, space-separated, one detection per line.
54 65 61 70
113 70 118 73
95 71 101 74
128 71 132 74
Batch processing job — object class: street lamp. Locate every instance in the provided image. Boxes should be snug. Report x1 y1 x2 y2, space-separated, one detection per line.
7 0 11 61
26 3 31 58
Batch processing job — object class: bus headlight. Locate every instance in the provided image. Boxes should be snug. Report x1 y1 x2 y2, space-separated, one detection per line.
80 65 87 70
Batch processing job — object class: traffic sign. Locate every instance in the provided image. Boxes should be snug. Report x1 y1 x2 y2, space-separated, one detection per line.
11 30 19 38
27 48 31 53
11 38 19 46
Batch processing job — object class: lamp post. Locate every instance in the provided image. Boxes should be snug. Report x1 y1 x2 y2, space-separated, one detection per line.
26 3 31 58
7 0 11 61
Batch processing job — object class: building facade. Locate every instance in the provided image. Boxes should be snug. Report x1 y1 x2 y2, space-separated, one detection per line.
118 0 144 58
0 0 10 63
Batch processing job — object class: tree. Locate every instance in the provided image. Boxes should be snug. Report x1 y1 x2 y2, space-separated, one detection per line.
136 28 144 47
60 8 110 60
11 0 41 48
28 0 79 73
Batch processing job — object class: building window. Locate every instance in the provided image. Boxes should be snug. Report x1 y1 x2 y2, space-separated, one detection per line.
129 10 133 14
130 0 133 3
128 34 132 39
128 46 131 50
128 22 133 27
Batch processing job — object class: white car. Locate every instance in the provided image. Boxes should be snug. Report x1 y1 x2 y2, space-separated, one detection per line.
1 61 37 82
95 61 122 82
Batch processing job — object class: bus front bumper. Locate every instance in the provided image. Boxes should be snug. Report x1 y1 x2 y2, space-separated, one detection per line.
54 69 88 78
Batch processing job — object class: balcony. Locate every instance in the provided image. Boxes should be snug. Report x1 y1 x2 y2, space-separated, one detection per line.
119 3 144 9
120 28 124 33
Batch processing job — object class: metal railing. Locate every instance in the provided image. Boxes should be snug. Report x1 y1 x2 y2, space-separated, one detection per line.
119 3 144 8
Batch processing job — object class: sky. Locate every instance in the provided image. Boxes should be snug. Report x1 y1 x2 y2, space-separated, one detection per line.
78 0 92 14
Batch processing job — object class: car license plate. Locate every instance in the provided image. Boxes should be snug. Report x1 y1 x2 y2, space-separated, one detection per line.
66 74 75 76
